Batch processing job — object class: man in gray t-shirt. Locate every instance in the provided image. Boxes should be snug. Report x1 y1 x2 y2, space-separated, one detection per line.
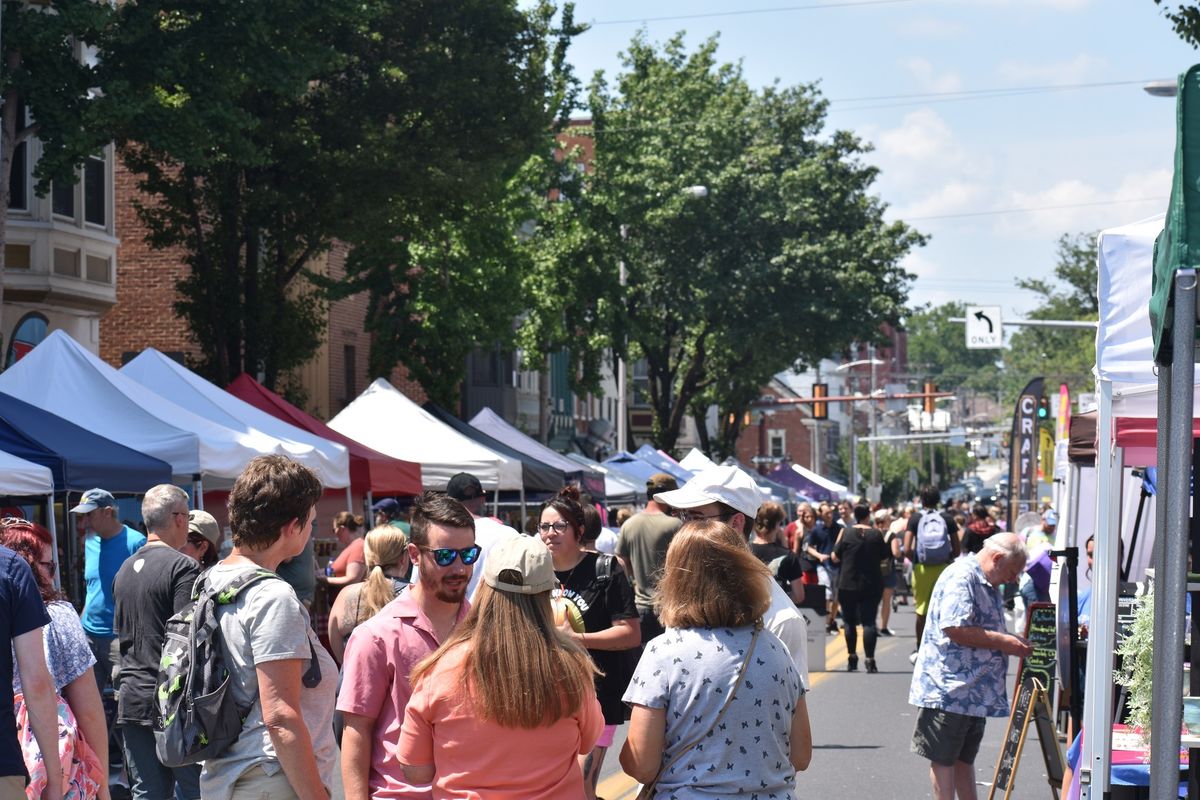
616 473 681 641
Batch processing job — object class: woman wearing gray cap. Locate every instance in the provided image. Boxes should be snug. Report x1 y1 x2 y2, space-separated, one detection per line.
397 535 603 797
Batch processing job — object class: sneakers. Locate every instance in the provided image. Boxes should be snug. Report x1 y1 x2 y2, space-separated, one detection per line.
826 621 839 635
847 656 858 672
908 650 919 665
879 627 894 636
865 658 878 674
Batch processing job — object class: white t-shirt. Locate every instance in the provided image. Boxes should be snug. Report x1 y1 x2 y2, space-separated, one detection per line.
466 516 521 601
765 577 810 690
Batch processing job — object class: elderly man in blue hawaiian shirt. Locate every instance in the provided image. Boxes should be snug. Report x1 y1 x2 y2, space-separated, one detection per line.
908 532 1032 800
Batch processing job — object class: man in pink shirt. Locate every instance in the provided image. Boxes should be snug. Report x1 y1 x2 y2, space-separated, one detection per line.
338 493 480 800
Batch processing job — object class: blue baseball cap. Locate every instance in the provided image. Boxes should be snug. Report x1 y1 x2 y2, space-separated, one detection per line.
70 488 116 514
1043 510 1058 526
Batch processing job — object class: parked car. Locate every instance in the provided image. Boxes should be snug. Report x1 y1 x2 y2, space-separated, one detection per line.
940 483 972 506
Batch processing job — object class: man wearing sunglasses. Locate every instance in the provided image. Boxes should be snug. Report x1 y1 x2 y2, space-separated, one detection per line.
338 493 477 800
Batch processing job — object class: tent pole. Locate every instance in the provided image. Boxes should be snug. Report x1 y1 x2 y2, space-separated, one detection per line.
345 486 352 513
46 490 60 592
520 485 526 531
365 491 374 526
492 489 499 518
1150 269 1196 800
193 475 204 511
1081 379 1117 799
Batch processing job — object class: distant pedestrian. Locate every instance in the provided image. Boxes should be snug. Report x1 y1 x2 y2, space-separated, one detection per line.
338 493 476 800
804 502 841 633
620 520 810 796
446 472 518 603
904 486 961 658
961 505 999 555
833 503 889 673
323 512 367 590
878 510 904 635
615 473 681 642
113 485 202 800
327 525 411 665
181 510 221 569
397 535 602 797
909 533 1031 800
71 488 147 695
200 456 338 800
750 501 806 604
581 503 618 556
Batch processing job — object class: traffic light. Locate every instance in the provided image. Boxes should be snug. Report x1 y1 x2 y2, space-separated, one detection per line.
923 382 937 414
812 383 828 420
1037 395 1050 420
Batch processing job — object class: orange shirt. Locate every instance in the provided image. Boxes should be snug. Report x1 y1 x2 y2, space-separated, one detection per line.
398 644 603 799
330 537 365 576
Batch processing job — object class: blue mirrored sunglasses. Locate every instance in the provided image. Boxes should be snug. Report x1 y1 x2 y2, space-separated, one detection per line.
421 545 482 567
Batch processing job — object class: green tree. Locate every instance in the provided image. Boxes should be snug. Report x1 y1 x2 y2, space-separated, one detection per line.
520 33 923 454
0 0 117 353
906 302 1002 392
103 0 579 396
1153 2 1200 46
1001 232 1098 402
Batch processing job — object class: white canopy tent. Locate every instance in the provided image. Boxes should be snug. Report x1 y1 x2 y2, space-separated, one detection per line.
0 331 324 491
679 448 718 472
790 463 850 498
120 349 350 489
329 379 515 490
0 449 53 496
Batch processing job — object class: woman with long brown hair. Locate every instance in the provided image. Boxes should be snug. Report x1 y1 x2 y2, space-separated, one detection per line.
621 520 811 797
397 535 602 797
327 526 410 664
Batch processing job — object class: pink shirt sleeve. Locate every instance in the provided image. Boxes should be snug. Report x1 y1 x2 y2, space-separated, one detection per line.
577 692 604 755
397 675 436 767
336 628 388 717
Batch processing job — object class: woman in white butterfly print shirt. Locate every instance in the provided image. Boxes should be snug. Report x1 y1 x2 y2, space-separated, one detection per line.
620 521 811 798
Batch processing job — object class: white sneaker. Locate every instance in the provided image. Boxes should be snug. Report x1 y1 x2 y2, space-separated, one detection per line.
909 650 919 665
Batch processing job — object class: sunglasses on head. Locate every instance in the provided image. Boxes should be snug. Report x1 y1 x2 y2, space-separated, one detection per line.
419 545 481 567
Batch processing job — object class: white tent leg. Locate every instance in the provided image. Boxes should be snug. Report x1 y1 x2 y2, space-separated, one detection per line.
193 476 204 511
345 486 353 513
492 489 499 518
46 491 60 592
520 486 526 531
1081 379 1117 798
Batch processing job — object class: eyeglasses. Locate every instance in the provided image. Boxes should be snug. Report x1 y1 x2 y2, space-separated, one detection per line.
186 534 210 550
419 545 481 567
537 521 571 534
676 510 735 524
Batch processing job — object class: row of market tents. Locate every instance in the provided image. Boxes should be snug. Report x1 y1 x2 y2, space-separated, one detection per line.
0 330 850 517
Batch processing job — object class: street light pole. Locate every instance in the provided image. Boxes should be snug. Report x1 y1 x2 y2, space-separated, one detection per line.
869 343 878 493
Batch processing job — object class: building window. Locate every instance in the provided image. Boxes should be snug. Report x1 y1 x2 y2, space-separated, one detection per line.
83 155 105 226
343 345 356 401
768 429 786 459
8 141 27 211
52 178 74 218
5 313 48 369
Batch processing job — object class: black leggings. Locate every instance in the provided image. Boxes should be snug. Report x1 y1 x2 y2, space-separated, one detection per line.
839 588 882 658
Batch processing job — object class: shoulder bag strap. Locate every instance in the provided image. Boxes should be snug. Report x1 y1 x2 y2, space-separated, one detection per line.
636 623 762 799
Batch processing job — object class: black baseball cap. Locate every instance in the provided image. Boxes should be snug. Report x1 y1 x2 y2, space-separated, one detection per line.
446 472 485 501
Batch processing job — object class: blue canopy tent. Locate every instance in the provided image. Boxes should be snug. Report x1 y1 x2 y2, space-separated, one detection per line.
0 391 173 492
603 451 666 485
632 444 694 483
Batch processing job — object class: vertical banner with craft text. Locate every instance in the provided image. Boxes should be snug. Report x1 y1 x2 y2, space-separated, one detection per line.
1008 377 1044 533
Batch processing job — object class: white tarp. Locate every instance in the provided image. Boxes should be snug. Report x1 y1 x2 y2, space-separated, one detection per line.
679 448 718 472
790 463 849 497
0 449 53 496
0 330 320 481
1096 214 1163 386
329 379 513 490
120 349 351 488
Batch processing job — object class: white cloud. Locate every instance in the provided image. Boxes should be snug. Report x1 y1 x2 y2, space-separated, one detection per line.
996 53 1106 85
895 182 988 220
994 168 1170 236
903 57 963 93
876 108 960 162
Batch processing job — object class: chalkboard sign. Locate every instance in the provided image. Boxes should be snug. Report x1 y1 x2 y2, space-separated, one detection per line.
1016 602 1056 698
989 678 1040 800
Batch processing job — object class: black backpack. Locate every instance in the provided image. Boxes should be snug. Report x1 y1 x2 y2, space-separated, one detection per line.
154 568 320 767
594 554 640 716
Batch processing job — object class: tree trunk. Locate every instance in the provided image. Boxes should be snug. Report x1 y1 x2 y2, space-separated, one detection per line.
243 224 260 382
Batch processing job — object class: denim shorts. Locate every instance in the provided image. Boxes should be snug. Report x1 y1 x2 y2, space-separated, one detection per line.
911 707 987 766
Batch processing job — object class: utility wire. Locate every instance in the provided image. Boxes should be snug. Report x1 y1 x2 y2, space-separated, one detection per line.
902 196 1166 222
589 0 919 26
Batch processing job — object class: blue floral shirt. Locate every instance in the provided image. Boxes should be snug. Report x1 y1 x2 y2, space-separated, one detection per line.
908 555 1010 717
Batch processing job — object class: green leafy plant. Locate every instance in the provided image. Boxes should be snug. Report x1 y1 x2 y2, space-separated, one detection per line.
1115 588 1156 741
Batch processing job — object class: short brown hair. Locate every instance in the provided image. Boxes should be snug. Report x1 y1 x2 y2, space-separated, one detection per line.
754 501 785 536
409 492 475 547
656 520 771 629
227 456 322 550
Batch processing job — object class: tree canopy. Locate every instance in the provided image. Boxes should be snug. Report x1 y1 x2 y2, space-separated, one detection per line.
519 33 923 454
1153 2 1200 47
906 302 1002 392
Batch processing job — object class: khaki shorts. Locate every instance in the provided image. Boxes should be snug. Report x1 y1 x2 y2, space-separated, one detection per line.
0 776 24 800
911 707 986 766
229 765 301 800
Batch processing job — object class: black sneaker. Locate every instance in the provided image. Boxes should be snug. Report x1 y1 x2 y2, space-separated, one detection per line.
847 656 858 672
879 628 894 636
865 658 878 674
826 621 839 634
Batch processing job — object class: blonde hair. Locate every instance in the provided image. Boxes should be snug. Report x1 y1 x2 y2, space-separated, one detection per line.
410 578 598 729
656 520 771 629
356 526 409 624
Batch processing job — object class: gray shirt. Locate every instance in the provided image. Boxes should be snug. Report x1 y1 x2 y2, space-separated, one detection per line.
624 625 802 798
199 563 338 800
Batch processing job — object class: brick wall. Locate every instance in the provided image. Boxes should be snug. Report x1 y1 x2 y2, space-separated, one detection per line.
734 386 815 474
99 159 198 367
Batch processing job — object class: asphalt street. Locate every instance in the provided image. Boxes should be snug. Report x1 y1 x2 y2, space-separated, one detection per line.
597 599 1056 800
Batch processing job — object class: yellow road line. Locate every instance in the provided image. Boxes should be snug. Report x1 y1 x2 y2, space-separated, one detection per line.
596 634 846 797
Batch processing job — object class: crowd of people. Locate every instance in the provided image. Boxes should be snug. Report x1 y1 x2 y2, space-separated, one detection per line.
0 452 1066 800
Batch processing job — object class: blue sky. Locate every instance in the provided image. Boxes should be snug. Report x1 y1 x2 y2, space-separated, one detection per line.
546 0 1199 316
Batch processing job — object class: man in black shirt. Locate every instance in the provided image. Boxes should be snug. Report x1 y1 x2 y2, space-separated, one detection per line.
113 485 202 800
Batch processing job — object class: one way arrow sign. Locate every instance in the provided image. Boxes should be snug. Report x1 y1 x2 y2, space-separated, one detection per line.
965 305 1002 349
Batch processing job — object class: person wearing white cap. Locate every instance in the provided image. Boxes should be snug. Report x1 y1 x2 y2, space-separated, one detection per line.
653 464 810 687
397 535 603 798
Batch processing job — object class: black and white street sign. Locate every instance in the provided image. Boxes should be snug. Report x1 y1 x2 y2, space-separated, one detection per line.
966 305 1002 349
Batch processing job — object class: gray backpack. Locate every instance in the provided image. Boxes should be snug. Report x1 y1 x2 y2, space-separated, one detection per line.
915 511 952 565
